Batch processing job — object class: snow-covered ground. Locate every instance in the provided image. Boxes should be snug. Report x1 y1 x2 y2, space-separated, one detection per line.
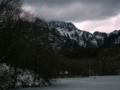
18 75 120 90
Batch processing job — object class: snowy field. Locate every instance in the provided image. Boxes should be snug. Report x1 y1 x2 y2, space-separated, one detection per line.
18 75 120 90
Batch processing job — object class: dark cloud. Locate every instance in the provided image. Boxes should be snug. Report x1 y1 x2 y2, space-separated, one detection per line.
23 0 120 22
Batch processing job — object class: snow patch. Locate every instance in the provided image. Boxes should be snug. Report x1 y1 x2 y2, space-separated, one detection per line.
79 40 84 46
91 39 97 45
88 34 93 38
95 35 104 40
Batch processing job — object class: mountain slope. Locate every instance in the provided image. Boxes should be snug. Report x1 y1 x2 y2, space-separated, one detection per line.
49 21 120 49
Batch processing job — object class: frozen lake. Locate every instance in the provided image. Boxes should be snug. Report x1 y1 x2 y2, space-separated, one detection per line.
18 75 120 90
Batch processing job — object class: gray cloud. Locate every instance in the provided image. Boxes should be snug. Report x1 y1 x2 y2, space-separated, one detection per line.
23 0 120 22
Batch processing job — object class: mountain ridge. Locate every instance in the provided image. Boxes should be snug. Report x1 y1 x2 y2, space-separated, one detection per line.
48 20 120 49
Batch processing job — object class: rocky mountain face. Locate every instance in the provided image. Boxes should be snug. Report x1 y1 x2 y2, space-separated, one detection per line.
21 19 120 51
49 21 120 49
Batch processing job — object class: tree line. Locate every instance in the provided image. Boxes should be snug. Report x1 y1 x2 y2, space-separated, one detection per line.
62 45 120 76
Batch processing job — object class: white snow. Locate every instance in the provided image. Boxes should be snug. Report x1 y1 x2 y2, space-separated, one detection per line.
79 40 84 46
76 29 81 34
79 31 83 36
56 28 68 36
18 75 120 90
56 27 77 40
95 35 104 40
88 34 93 38
91 39 97 45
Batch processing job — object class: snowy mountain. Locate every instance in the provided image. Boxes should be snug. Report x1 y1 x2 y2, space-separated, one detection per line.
49 21 120 48
19 19 120 51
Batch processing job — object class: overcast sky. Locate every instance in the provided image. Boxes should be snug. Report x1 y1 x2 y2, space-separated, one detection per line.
23 0 120 33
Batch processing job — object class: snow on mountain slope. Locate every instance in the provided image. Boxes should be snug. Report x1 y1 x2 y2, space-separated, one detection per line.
49 21 105 47
20 19 120 51
49 21 120 48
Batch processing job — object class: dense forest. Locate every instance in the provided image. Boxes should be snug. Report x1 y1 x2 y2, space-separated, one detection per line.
0 0 120 90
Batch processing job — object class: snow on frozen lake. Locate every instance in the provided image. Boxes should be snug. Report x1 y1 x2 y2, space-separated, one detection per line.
18 75 120 90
